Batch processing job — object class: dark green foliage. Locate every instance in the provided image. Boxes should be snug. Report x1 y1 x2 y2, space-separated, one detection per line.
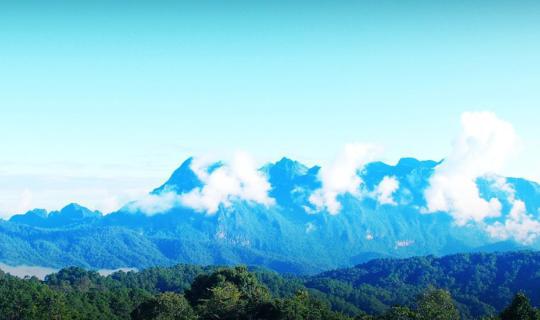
354 289 459 320
415 288 459 320
2 252 540 319
186 266 270 306
131 292 196 320
275 290 351 320
0 265 350 320
0 271 67 320
377 306 417 320
110 264 214 294
304 251 540 319
499 293 540 320
186 266 273 319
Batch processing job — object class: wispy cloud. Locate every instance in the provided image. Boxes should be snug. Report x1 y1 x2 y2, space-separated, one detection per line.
423 112 519 225
126 191 181 215
309 143 379 214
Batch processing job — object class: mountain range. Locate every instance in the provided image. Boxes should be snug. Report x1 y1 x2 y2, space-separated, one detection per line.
1 156 539 274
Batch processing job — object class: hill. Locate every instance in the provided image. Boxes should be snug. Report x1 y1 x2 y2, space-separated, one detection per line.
305 251 540 318
2 251 540 319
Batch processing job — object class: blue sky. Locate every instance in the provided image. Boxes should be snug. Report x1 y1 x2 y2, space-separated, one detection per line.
0 1 539 216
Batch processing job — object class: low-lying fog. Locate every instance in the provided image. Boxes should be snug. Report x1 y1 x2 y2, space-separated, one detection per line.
0 263 136 280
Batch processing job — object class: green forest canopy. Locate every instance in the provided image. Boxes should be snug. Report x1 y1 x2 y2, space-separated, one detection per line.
2 251 540 319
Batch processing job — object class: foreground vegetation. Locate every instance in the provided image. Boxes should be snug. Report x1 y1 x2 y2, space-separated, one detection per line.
1 261 539 319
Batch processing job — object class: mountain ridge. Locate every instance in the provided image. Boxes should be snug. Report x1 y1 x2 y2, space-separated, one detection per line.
2 156 539 274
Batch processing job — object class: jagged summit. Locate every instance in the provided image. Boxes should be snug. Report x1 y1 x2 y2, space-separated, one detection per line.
267 157 309 178
152 157 203 195
55 203 101 219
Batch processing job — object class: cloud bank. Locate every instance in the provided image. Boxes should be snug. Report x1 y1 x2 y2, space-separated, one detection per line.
424 112 519 225
309 143 379 214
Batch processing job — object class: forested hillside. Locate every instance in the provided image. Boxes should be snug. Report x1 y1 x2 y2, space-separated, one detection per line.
2 251 540 319
305 251 540 319
0 265 351 320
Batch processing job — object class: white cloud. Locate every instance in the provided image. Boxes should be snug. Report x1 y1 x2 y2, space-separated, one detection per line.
485 174 516 202
373 176 399 205
423 112 520 225
309 143 379 214
481 177 540 244
486 200 540 244
179 152 274 214
126 191 180 215
126 152 274 215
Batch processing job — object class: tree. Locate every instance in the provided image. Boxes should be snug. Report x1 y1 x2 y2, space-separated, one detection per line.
416 288 459 320
186 266 273 319
131 292 197 320
500 292 540 320
186 266 271 306
196 281 243 319
277 290 351 320
379 306 418 320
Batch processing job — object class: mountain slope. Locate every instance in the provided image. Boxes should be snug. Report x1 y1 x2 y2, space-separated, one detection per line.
304 251 540 319
1 157 539 273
